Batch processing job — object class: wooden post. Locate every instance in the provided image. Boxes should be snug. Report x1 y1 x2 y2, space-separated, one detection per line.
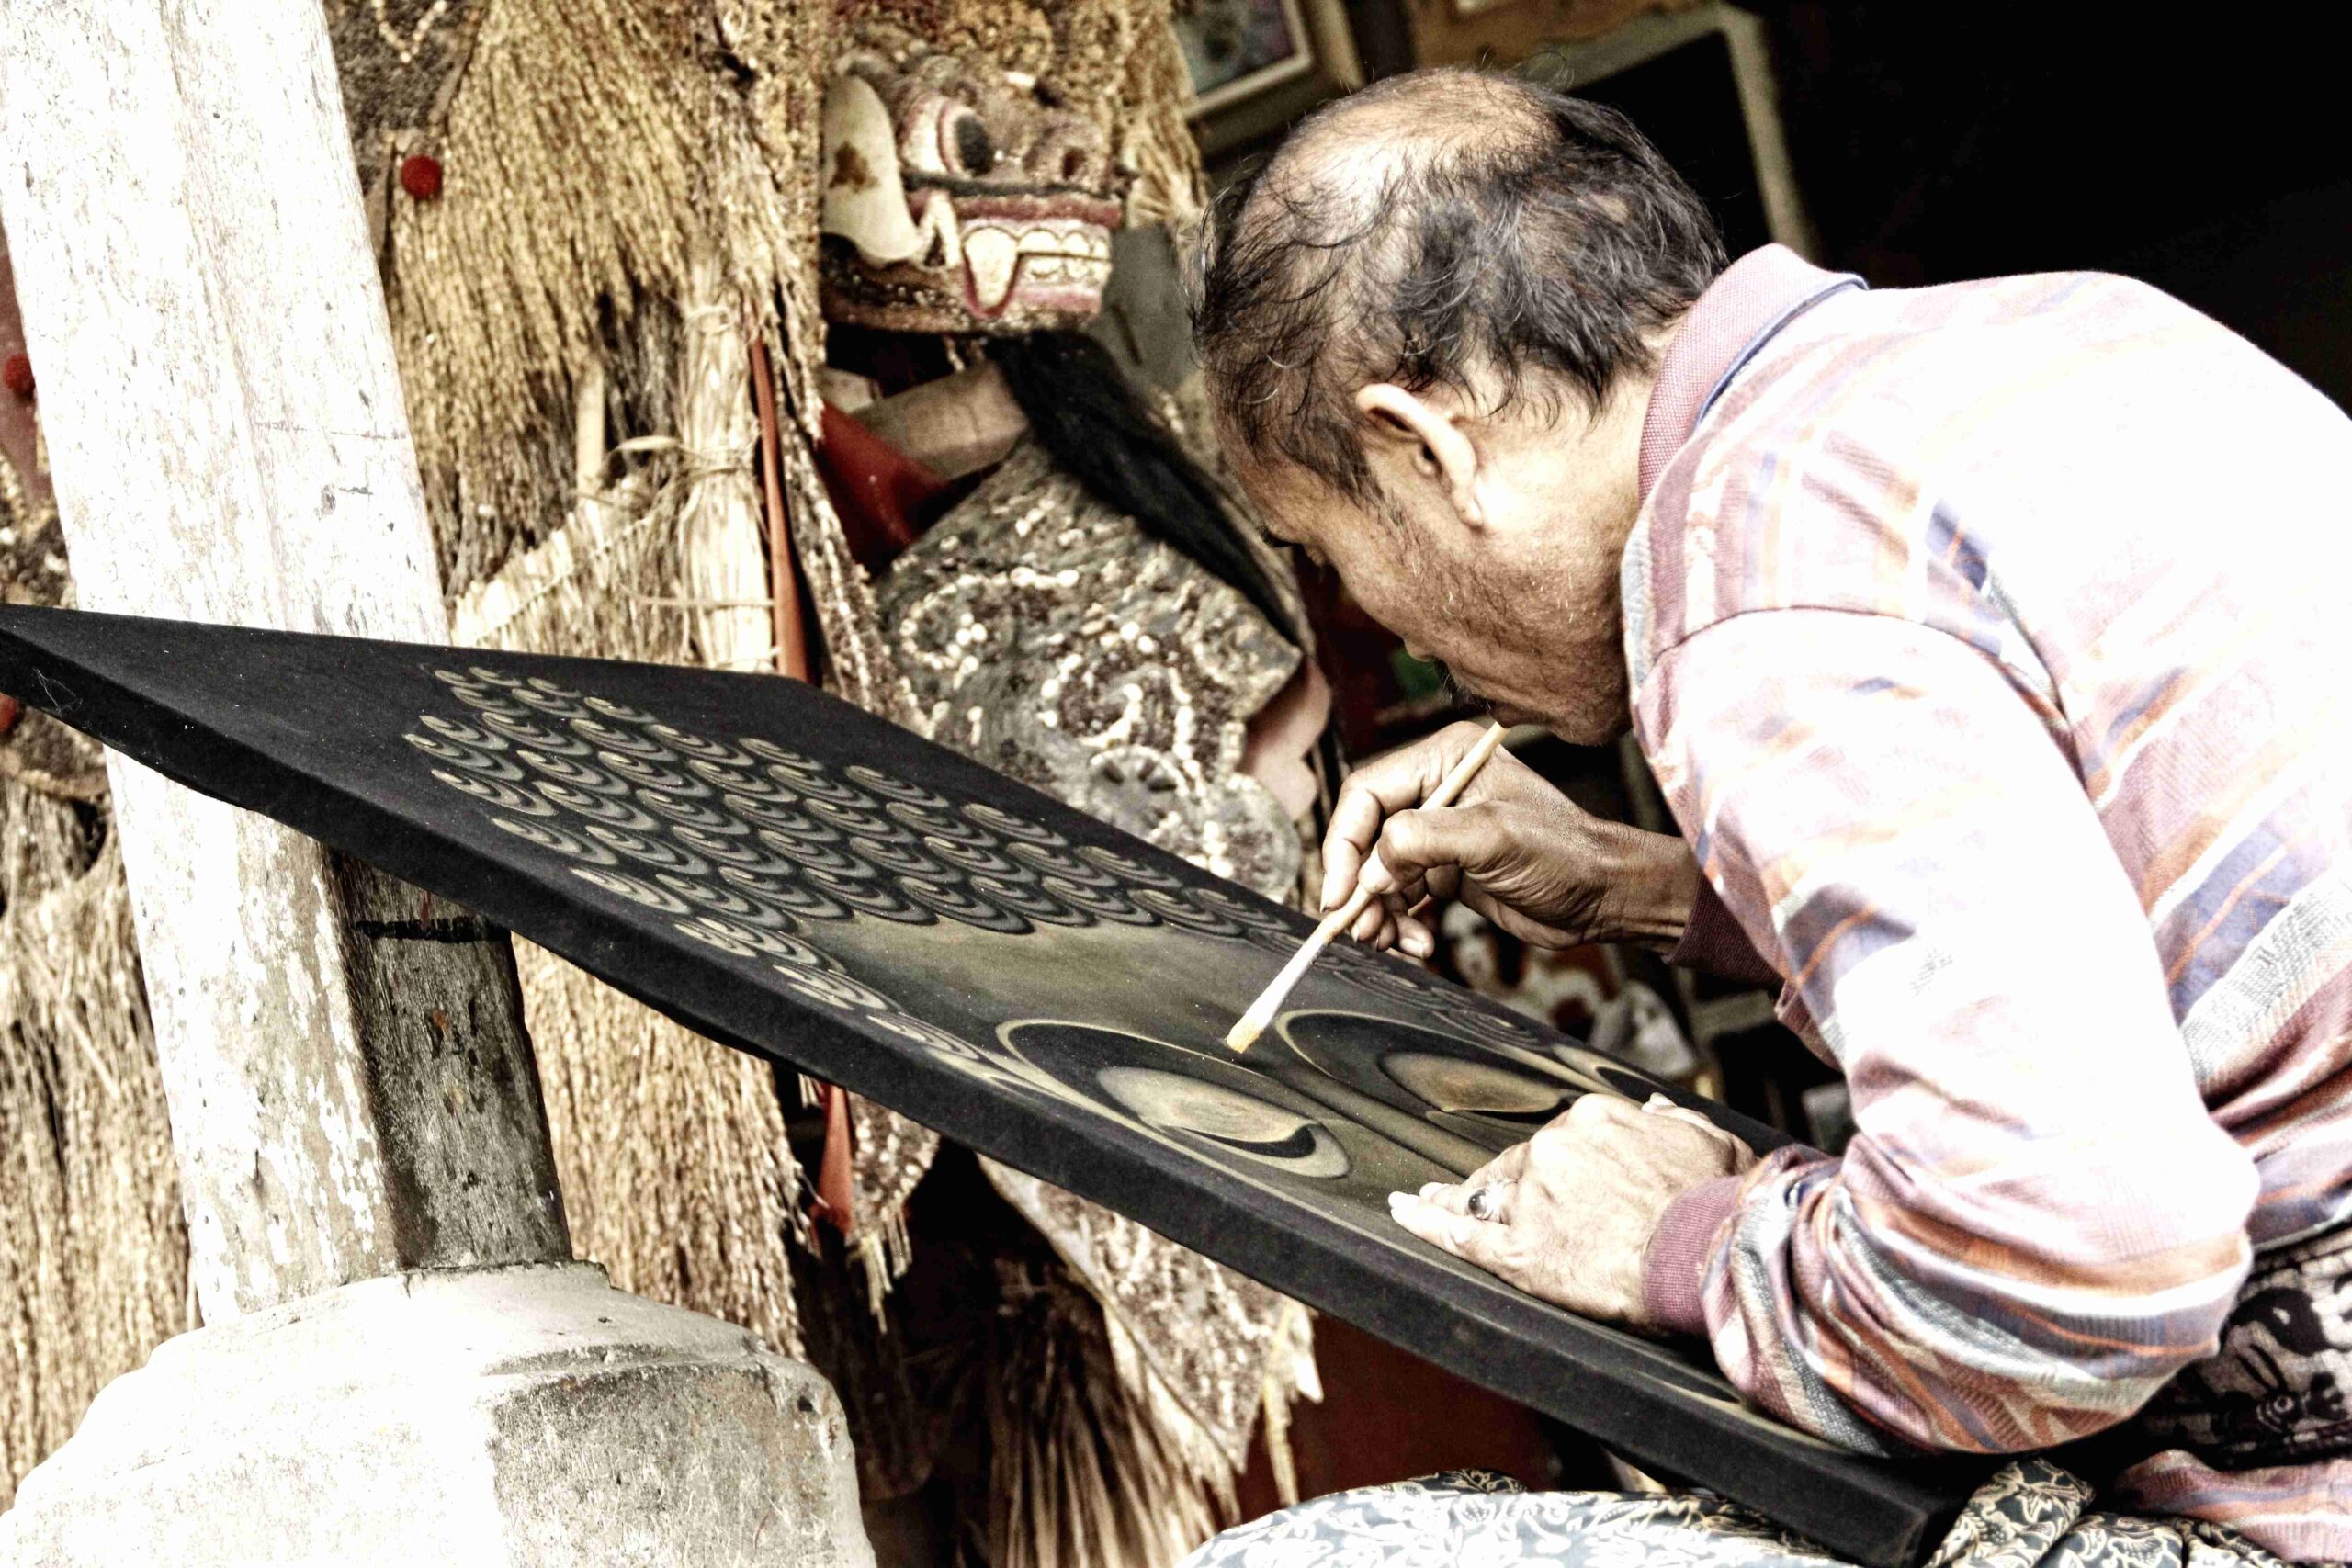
0 0 566 1317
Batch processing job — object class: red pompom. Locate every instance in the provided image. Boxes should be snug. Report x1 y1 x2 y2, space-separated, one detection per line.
399 154 444 202
2 353 31 399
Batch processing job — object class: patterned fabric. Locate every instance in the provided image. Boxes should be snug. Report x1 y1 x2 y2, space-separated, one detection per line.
2115 1222 2352 1554
1182 1461 2290 1568
1623 247 2352 1558
876 434 1306 898
874 434 1317 1484
2136 1224 2352 1471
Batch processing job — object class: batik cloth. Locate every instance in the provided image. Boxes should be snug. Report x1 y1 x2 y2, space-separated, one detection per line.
1182 1461 2296 1568
876 434 1307 899
874 430 1319 1483
1625 245 2352 1557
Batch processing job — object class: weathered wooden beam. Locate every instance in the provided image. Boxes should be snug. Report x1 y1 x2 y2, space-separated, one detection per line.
0 0 567 1318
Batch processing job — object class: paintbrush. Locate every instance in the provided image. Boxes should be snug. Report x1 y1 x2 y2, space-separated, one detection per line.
1225 719 1510 1052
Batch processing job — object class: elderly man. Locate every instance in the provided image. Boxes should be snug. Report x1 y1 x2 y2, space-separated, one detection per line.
1182 68 2350 1568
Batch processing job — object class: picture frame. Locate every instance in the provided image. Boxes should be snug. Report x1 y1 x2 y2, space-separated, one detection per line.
1175 0 1364 160
1525 3 1816 254
1412 2 1815 255
1177 0 1317 116
1410 0 1691 66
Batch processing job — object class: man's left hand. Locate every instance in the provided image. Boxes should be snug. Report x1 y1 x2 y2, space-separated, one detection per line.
1388 1092 1756 1326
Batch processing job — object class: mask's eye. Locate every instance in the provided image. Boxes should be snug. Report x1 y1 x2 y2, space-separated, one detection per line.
941 108 994 176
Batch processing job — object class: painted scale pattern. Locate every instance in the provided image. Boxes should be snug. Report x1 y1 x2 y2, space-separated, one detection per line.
413 669 1285 942
397 661 1858 1469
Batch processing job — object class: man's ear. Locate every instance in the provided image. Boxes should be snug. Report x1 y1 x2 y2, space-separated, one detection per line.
1355 383 1484 528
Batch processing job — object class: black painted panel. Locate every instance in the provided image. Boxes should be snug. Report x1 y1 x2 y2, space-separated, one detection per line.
0 606 1985 1563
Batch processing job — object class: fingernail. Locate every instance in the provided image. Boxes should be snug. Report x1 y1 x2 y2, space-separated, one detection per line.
1386 1190 1413 1209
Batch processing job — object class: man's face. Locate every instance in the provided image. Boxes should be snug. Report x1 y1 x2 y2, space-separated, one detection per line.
1232 383 1647 746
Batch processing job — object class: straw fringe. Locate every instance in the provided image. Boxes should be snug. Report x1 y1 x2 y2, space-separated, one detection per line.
387 0 798 584
845 1087 937 1312
987 1260 1320 1568
383 0 922 725
449 260 815 1357
0 813 189 1509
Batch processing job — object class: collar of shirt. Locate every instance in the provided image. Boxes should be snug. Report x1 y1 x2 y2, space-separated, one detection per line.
1635 244 1866 504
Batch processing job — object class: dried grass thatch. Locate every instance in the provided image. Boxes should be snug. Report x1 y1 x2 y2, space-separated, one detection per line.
0 790 188 1508
450 255 814 1359
985 1261 1296 1568
368 0 919 728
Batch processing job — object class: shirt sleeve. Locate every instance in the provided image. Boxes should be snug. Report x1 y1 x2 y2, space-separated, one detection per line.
1668 876 1783 988
1635 608 2258 1455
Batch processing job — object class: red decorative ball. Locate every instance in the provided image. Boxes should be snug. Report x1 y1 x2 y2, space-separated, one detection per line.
2 353 31 399
399 154 444 202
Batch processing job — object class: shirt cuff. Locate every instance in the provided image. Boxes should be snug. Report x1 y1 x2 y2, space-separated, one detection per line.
1640 1173 1746 1337
1668 879 1781 987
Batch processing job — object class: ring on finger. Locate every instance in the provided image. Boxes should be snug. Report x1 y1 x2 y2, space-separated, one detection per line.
1464 1180 1514 1222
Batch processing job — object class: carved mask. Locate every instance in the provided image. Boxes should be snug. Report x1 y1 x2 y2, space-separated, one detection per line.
820 48 1127 333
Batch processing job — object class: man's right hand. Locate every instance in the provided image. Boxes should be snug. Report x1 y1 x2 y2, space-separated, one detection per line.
1323 721 1703 959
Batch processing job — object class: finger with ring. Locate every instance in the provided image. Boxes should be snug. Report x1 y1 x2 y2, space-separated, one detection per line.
1464 1180 1514 1222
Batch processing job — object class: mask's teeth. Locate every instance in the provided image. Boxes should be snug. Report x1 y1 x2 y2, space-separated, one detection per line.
965 225 1018 310
912 188 962 270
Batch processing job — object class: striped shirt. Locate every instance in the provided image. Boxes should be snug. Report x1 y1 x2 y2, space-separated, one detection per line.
1626 246 2352 1560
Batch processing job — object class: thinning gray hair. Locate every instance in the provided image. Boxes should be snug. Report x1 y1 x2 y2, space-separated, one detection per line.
1188 69 1725 501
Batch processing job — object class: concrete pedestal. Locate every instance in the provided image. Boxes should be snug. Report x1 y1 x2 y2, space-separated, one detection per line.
0 1263 873 1567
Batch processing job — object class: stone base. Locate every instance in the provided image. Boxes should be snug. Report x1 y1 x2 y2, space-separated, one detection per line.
0 1262 873 1567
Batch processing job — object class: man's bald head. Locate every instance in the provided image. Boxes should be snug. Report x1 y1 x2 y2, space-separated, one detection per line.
1189 70 1724 501
1265 68 1555 197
